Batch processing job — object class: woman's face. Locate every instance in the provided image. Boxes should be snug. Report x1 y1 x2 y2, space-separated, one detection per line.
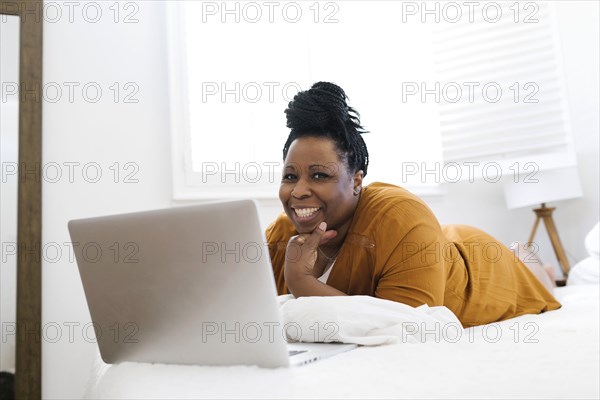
279 136 363 236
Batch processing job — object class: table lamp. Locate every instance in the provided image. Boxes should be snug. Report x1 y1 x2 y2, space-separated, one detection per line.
503 166 583 286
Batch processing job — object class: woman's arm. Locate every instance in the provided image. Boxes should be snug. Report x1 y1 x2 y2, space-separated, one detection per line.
372 207 446 307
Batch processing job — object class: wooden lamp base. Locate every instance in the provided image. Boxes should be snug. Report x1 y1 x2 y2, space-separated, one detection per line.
527 203 570 287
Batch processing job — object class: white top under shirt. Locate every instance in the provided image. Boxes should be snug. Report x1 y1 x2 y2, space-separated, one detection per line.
318 259 336 284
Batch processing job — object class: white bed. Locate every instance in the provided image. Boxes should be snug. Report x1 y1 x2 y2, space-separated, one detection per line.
86 284 599 399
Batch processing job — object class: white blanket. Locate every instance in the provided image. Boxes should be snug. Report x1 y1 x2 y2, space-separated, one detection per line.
87 285 599 399
279 294 462 345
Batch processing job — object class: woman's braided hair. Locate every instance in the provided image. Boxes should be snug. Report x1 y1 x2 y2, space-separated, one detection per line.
283 82 369 176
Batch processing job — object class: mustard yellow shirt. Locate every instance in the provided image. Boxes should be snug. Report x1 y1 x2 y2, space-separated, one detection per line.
266 182 561 327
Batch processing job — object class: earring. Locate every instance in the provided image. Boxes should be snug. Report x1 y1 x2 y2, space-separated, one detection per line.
354 188 361 196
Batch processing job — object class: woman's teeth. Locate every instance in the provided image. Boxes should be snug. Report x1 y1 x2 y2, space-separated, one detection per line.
294 208 320 218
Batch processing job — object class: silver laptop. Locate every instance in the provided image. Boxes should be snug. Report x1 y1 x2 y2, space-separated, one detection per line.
68 199 356 368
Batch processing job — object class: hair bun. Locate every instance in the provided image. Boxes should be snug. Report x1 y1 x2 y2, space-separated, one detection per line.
285 81 350 132
282 81 369 176
310 81 347 101
309 81 350 122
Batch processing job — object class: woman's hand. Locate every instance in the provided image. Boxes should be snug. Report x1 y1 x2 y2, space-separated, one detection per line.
283 222 346 297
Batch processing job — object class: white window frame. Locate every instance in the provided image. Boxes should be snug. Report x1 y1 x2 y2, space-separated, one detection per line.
166 3 297 200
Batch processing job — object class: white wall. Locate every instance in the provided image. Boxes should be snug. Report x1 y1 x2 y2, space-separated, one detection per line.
554 1 600 262
42 2 172 397
37 1 598 399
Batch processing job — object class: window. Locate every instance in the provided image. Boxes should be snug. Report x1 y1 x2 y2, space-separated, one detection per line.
167 1 443 200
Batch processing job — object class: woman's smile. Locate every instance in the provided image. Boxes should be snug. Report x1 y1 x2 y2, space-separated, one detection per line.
291 206 323 226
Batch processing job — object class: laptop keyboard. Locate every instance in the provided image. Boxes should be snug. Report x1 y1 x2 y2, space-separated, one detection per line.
288 350 307 357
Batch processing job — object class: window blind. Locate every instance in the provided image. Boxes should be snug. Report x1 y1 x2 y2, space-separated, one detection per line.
431 1 576 179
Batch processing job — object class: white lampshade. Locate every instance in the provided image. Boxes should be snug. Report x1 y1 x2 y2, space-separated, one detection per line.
503 166 583 210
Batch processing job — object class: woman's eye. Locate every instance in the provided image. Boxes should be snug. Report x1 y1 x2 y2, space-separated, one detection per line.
313 172 329 180
282 173 296 181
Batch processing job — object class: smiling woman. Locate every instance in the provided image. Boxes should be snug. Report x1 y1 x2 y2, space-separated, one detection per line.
266 82 561 327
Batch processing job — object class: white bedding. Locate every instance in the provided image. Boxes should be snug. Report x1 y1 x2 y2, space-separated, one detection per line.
86 285 599 399
278 294 463 345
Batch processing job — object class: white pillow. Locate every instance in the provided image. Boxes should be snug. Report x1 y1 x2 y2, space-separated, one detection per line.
584 222 599 259
568 222 600 285
568 257 599 285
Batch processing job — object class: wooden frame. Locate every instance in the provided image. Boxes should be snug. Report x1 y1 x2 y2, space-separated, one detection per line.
0 0 42 398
